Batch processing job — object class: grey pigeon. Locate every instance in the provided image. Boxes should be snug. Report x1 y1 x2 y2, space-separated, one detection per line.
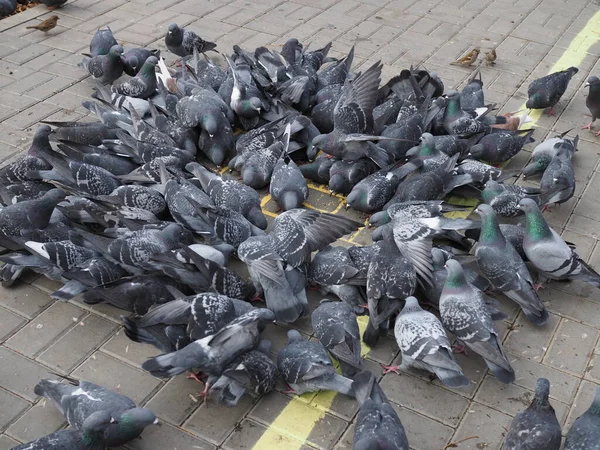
439 259 515 384
465 223 528 261
503 378 561 450
405 132 453 173
519 198 600 288
165 23 217 57
457 158 517 186
270 154 309 211
523 130 578 178
312 299 362 377
89 26 117 57
460 68 484 110
308 245 365 287
141 308 275 404
388 296 470 388
0 125 52 184
0 0 15 18
11 410 114 450
277 329 355 396
369 200 465 227
80 45 124 84
470 129 535 164
526 66 578 115
329 158 378 195
112 56 158 99
102 185 166 216
34 377 158 447
482 179 540 217
122 48 160 76
443 90 491 136
583 76 600 135
353 370 409 450
208 339 277 407
564 386 600 450
539 145 576 207
474 204 548 325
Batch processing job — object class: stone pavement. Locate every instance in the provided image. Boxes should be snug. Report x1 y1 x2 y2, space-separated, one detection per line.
1 0 600 449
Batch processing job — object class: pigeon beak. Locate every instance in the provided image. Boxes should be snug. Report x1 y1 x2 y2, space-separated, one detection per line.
345 204 350 210
110 417 117 424
153 418 161 426
209 133 215 138
585 82 590 87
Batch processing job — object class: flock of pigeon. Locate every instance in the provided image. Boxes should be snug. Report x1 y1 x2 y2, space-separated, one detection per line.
1 20 600 450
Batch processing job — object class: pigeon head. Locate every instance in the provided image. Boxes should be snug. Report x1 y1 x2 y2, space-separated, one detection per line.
431 248 446 269
161 223 186 245
311 133 335 152
445 90 462 114
118 408 158 429
411 132 437 157
200 115 218 137
257 339 272 354
108 45 124 58
443 259 466 288
483 179 502 194
525 93 542 109
585 75 600 90
237 97 262 118
532 378 551 407
554 145 572 160
474 203 495 218
400 296 421 314
140 56 158 75
368 210 390 227
469 142 490 159
246 206 268 230
522 157 548 178
346 189 365 210
517 197 539 213
124 55 139 72
167 23 181 37
287 329 303 343
32 124 53 151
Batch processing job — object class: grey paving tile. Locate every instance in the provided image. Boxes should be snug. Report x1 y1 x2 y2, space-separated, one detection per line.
5 401 66 443
565 380 599 430
0 307 26 343
504 311 560 362
0 434 20 450
543 319 599 376
101 328 160 368
451 401 513 450
0 283 53 320
395 405 454 450
222 418 311 450
145 375 202 426
126 420 216 450
2 102 60 130
0 388 29 432
0 347 54 401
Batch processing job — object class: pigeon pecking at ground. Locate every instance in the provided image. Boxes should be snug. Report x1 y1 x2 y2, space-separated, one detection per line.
526 66 579 115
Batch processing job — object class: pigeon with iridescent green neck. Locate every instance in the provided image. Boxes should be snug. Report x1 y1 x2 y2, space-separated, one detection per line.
503 378 561 450
474 204 548 325
564 386 600 450
80 45 124 84
526 66 578 115
539 146 576 207
482 179 540 217
440 259 515 384
442 90 492 136
405 133 452 172
112 56 158 99
518 198 600 288
523 130 578 178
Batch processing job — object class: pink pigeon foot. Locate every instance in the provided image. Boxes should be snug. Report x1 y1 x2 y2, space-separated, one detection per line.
381 364 401 375
582 122 594 130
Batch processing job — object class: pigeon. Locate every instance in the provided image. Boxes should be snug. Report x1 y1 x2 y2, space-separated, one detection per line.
277 329 355 396
439 259 515 384
11 410 115 450
80 45 124 84
112 56 158 99
469 129 535 164
385 296 470 388
0 0 15 18
208 339 277 407
122 48 160 76
526 66 578 115
329 158 379 195
518 198 600 288
460 68 484 110
457 158 518 186
308 245 365 287
481 179 540 217
142 308 275 401
583 76 600 135
165 23 217 57
474 204 548 325
89 26 117 56
311 299 362 377
443 90 491 136
564 386 600 450
0 125 52 184
270 154 309 211
503 378 562 450
465 223 528 261
539 145 576 207
34 377 158 447
522 130 577 178
353 370 409 450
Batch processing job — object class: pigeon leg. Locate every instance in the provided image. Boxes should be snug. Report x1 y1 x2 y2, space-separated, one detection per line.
452 340 468 355
358 303 369 310
582 122 594 130
547 106 556 116
380 363 401 375
195 382 210 404
595 130 600 137
250 292 265 303
282 384 296 394
187 371 207 383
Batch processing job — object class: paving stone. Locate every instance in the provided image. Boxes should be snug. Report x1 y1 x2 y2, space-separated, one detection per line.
5 302 86 358
145 375 202 426
0 283 53 320
5 401 66 443
451 401 513 450
380 372 469 427
504 311 560 362
565 380 599 430
585 353 600 383
25 76 74 101
543 319 599 376
2 71 54 95
223 418 312 450
0 389 29 432
185 392 255 445
2 102 60 130
0 347 53 401
37 313 118 373
126 420 216 450
540 285 600 324
0 307 26 343
0 434 20 450
395 405 454 450
71 352 162 404
101 328 160 368
3 43 52 66
41 29 91 53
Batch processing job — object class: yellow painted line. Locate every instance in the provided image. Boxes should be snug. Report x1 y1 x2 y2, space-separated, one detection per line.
252 316 371 449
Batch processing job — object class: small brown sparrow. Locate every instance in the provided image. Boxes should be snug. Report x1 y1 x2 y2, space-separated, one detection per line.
26 15 59 33
450 48 480 67
484 48 497 65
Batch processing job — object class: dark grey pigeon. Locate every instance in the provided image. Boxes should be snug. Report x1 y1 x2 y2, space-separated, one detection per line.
165 23 217 57
11 410 114 450
101 185 166 216
519 198 600 288
460 68 484 110
474 204 548 325
583 76 600 135
440 259 515 384
482 179 540 217
112 56 158 99
526 66 578 115
142 308 275 404
539 145 576 207
270 154 309 211
503 378 561 450
308 245 365 287
208 339 277 407
89 26 117 57
320 284 367 315
469 129 535 164
312 299 362 377
369 200 465 227
122 48 160 76
564 386 600 450
299 153 335 184
405 133 453 173
0 125 52 184
443 90 491 136
34 377 158 447
388 296 470 388
43 120 118 146
80 45 124 84
277 329 355 396
329 158 378 195
353 370 409 450
523 130 578 178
